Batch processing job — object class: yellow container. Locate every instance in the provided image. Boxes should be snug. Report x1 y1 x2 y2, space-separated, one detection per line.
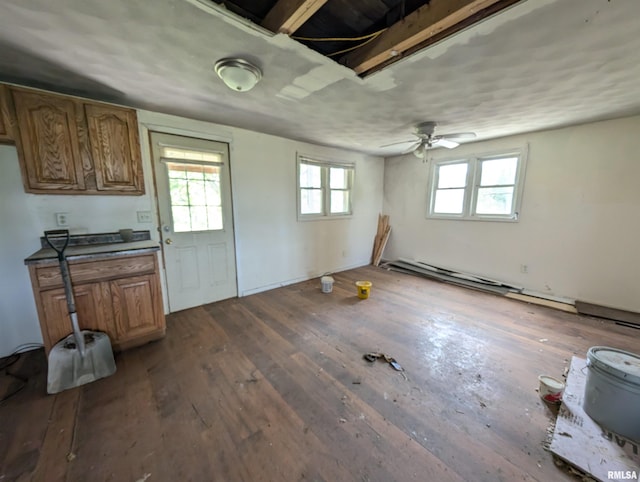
355 280 372 299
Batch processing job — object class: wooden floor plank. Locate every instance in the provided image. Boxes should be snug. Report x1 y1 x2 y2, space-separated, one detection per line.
1 265 638 481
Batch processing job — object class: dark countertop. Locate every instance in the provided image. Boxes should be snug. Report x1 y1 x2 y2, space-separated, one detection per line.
25 240 160 265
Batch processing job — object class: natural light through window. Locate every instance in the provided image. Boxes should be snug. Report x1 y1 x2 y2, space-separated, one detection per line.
298 156 354 219
475 157 518 215
427 148 526 221
329 167 350 214
300 162 323 214
161 143 225 233
433 163 468 214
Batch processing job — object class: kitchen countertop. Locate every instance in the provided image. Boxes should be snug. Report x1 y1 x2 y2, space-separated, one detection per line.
25 240 160 265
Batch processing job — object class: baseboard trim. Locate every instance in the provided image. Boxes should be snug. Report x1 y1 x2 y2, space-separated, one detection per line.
239 260 371 297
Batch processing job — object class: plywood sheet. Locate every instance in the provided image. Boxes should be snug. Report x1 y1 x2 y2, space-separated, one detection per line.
550 357 640 482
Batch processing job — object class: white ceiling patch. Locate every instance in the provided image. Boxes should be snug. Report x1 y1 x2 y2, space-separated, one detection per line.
365 69 397 92
278 65 351 100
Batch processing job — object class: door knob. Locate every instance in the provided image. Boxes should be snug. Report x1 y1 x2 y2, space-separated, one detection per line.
165 238 173 245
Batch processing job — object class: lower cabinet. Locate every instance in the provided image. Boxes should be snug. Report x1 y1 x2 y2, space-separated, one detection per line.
29 252 166 356
111 274 163 344
40 282 111 350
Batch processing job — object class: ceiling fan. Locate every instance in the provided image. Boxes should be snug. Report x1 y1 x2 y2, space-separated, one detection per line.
381 122 476 159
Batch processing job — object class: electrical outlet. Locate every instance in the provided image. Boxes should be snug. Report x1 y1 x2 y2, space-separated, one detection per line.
55 212 69 227
520 264 528 274
137 211 152 223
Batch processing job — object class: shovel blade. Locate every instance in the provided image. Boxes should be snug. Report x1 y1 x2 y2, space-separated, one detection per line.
47 331 116 394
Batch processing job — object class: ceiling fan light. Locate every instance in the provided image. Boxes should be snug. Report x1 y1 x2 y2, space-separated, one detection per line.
214 58 262 92
413 144 426 158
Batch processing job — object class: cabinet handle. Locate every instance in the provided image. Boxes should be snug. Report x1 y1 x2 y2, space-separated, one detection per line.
165 238 173 245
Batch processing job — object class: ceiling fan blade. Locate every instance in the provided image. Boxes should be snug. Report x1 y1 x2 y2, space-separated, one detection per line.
433 138 459 149
440 132 476 140
380 138 418 148
402 141 422 154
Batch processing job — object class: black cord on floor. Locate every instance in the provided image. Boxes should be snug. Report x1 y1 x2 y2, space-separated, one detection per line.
0 353 19 371
1 370 27 403
0 343 44 403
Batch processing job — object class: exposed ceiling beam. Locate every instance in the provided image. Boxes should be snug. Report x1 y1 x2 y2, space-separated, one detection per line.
262 0 329 35
341 0 513 75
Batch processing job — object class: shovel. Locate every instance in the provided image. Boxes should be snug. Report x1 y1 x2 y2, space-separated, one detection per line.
44 230 116 394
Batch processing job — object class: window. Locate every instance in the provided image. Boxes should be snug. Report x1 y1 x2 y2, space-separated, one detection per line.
428 148 526 221
161 147 224 232
298 156 354 219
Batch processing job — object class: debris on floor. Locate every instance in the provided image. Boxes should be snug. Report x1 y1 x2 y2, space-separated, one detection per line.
549 357 640 481
363 352 403 371
382 259 575 314
383 258 519 295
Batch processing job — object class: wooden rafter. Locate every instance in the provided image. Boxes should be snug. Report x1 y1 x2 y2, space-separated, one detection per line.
341 0 511 75
262 0 329 35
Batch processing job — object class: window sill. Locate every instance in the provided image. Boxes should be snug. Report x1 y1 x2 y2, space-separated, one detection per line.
298 213 353 222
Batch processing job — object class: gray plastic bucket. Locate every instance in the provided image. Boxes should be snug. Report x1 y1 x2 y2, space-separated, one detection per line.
583 346 640 442
320 276 334 293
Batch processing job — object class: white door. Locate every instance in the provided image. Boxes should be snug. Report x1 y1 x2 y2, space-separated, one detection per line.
150 132 237 312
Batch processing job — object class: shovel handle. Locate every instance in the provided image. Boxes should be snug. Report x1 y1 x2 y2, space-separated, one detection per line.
44 230 84 355
44 230 70 261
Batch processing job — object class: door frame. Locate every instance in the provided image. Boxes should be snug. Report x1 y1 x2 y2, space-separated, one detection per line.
139 121 239 313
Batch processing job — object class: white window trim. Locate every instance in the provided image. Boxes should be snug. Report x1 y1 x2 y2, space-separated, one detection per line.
297 154 355 221
426 145 528 222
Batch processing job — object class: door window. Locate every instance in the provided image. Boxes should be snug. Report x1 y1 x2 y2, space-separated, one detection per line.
161 147 224 232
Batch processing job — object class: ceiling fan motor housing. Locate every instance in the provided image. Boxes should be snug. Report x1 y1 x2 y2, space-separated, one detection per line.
415 121 437 137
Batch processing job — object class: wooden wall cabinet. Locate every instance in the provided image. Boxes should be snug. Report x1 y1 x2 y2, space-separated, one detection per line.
12 89 86 191
8 85 145 195
0 85 14 143
28 253 165 356
85 103 144 193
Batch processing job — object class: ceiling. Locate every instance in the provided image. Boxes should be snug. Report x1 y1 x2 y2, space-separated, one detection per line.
0 0 639 156
208 0 520 75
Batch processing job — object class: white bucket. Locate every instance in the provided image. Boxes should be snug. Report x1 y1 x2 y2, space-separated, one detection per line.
321 276 334 293
583 346 640 441
538 375 565 403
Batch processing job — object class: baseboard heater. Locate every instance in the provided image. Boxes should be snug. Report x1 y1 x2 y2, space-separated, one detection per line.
575 301 640 329
383 259 579 313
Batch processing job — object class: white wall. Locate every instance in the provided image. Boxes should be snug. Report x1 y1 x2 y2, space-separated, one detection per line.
137 111 384 296
383 115 640 312
0 110 383 357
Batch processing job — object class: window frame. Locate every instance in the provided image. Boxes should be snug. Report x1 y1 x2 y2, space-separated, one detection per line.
297 154 355 221
426 146 528 222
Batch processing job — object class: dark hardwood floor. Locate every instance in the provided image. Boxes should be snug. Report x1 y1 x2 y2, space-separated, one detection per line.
1 266 637 481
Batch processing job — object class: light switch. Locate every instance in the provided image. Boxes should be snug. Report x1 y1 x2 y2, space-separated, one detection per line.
137 211 152 223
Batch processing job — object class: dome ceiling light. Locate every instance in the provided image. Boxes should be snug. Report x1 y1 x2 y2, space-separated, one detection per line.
214 58 262 92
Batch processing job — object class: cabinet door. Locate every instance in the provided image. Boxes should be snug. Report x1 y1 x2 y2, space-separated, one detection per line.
111 274 163 340
0 85 12 142
12 89 85 191
85 104 144 194
40 283 113 353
